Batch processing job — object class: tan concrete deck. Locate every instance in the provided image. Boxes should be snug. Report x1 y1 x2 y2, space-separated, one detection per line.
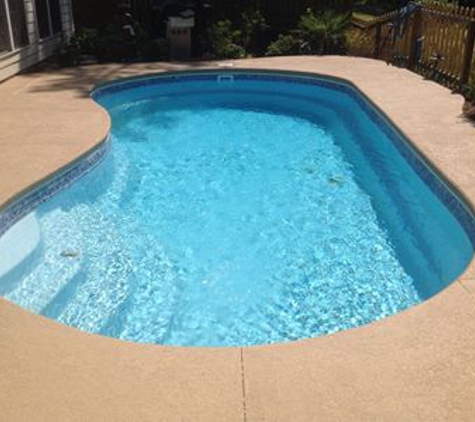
1 57 475 421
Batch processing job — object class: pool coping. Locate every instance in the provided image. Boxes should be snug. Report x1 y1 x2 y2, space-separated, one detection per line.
1 57 475 421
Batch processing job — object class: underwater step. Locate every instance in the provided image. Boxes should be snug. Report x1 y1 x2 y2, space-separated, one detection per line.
6 248 83 314
41 258 90 319
0 212 41 295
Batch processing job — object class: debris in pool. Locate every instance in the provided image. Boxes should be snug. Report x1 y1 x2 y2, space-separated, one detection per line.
60 249 80 258
328 176 344 186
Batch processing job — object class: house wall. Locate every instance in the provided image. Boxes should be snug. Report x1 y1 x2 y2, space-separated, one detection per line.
0 0 74 82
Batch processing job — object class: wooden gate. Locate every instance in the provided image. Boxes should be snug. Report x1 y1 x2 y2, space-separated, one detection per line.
357 1 475 88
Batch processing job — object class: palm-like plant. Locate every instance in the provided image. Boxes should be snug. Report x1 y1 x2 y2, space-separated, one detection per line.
266 9 351 56
298 10 351 55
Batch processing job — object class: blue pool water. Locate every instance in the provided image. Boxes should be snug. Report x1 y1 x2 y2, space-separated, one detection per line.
0 73 473 346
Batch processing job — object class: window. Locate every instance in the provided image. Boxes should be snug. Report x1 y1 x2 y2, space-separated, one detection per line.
35 0 50 38
0 0 29 54
49 0 62 34
0 0 11 53
8 0 29 48
35 0 62 39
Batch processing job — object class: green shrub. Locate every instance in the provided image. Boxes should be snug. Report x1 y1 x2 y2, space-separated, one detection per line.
74 28 99 55
212 20 246 59
216 41 247 59
298 9 350 55
266 34 302 56
58 28 99 66
211 7 267 59
266 9 350 57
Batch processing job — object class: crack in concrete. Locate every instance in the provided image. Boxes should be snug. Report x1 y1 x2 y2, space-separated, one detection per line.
240 348 248 422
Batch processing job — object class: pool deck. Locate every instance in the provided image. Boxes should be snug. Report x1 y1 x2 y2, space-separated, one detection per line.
1 56 475 421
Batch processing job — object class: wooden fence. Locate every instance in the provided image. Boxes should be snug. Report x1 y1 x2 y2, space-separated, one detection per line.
355 1 475 88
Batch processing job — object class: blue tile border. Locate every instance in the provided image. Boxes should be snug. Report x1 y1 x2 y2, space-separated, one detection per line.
0 138 110 237
93 74 219 100
2 71 474 249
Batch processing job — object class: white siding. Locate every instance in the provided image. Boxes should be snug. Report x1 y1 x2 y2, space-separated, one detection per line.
59 0 74 36
0 0 74 82
24 0 38 43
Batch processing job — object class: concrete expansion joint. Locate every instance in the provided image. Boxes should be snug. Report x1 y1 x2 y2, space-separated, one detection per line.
240 347 248 422
459 279 475 301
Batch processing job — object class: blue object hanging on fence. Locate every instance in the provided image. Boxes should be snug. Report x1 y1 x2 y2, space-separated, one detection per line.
393 1 422 41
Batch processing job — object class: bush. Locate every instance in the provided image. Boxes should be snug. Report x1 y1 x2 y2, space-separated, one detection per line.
211 7 268 59
266 34 302 56
266 9 350 57
58 18 149 65
212 20 246 59
57 28 99 66
74 28 99 55
298 9 350 55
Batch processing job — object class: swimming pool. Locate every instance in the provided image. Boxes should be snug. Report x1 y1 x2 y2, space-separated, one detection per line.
0 71 474 347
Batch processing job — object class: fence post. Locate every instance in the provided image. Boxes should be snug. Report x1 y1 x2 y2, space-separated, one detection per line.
374 22 382 59
461 20 475 86
408 8 422 70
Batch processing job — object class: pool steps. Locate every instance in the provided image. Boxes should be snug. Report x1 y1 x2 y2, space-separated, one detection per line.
41 260 90 319
0 213 40 282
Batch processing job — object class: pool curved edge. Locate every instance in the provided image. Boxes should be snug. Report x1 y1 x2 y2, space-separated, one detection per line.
1 68 474 303
0 137 110 237
1 57 475 420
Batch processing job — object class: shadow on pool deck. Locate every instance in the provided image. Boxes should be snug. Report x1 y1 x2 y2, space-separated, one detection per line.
21 60 214 98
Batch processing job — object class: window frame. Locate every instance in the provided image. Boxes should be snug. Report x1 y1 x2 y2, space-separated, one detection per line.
0 0 64 59
1 0 16 55
49 0 63 35
35 0 63 41
0 0 32 57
